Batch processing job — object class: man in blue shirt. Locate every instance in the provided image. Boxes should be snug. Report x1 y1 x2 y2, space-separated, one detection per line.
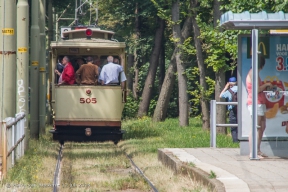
219 77 238 142
99 55 127 89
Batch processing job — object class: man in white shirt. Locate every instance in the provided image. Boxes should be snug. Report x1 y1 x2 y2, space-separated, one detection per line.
99 55 126 89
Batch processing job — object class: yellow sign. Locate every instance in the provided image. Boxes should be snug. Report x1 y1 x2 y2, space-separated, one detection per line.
31 61 39 66
18 47 27 52
258 42 267 55
270 30 288 34
39 67 46 71
2 28 14 35
250 41 267 56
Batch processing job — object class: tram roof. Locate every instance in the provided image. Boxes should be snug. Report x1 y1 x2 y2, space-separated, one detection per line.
50 38 125 48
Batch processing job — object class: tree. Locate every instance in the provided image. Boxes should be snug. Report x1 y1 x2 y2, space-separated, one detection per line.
172 0 189 126
153 1 193 122
137 17 165 117
191 0 210 129
213 0 227 134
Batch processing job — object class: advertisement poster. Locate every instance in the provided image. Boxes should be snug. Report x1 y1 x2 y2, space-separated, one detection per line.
239 35 288 139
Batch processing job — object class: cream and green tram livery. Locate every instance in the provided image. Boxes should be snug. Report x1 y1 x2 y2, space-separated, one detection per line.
49 27 126 144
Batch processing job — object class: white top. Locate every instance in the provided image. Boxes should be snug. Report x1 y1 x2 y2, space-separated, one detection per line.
99 62 127 84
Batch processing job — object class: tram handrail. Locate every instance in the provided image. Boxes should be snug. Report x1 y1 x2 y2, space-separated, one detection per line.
0 112 26 180
210 100 238 148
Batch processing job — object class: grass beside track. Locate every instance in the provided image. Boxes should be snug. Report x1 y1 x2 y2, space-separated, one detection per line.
0 118 238 192
119 117 239 192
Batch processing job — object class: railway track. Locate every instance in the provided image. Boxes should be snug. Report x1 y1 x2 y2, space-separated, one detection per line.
53 144 63 192
52 142 158 192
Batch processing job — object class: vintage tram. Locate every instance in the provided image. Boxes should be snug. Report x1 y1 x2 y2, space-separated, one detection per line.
49 26 126 144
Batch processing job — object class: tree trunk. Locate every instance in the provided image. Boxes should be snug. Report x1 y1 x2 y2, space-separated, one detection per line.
153 9 192 122
215 70 227 134
133 3 140 99
191 0 210 130
137 17 165 117
213 0 221 27
172 0 189 126
213 0 226 134
127 54 134 91
158 38 165 92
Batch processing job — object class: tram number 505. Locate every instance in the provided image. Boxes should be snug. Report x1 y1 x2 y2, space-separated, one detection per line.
80 98 97 104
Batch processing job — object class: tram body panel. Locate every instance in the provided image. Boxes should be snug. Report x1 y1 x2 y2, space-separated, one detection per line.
54 86 124 121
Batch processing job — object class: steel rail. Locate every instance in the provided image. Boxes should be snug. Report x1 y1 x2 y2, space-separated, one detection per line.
53 144 63 192
125 152 158 192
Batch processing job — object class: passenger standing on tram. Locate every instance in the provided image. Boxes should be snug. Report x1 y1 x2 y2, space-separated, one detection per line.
93 56 102 83
76 56 99 85
55 56 64 83
74 58 85 72
99 55 126 89
113 58 119 64
56 56 75 85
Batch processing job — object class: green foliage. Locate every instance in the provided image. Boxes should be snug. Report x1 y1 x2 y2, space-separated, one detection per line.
198 20 239 72
123 94 140 119
187 66 215 116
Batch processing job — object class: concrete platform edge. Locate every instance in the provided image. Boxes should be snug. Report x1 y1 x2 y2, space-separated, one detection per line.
158 148 225 192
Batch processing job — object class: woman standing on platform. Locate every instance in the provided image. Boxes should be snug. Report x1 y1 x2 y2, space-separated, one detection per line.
246 54 272 159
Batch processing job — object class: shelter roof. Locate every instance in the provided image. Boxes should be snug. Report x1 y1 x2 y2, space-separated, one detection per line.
220 11 288 30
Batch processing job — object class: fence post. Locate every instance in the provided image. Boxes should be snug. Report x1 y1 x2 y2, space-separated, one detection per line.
210 100 216 148
2 120 7 178
16 116 20 160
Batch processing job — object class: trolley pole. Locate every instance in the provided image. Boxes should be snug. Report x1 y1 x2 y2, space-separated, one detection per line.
55 14 59 41
17 0 29 149
30 0 40 139
0 0 17 119
48 0 53 49
39 0 46 134
53 7 56 41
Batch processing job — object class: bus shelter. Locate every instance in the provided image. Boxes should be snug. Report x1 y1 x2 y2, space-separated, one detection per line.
220 11 288 159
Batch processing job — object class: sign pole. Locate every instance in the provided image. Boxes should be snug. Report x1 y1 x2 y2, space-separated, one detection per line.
16 0 29 149
251 29 259 160
39 0 46 134
0 0 17 119
30 0 40 139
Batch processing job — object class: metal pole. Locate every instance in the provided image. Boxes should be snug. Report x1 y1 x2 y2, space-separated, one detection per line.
210 100 216 148
0 0 3 123
47 0 52 125
75 0 78 24
48 0 53 49
56 14 58 41
39 0 46 134
52 6 56 41
0 0 17 119
0 0 2 168
16 0 29 151
30 0 40 139
251 29 259 160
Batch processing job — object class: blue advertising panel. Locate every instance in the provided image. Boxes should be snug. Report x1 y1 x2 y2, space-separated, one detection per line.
238 35 288 139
